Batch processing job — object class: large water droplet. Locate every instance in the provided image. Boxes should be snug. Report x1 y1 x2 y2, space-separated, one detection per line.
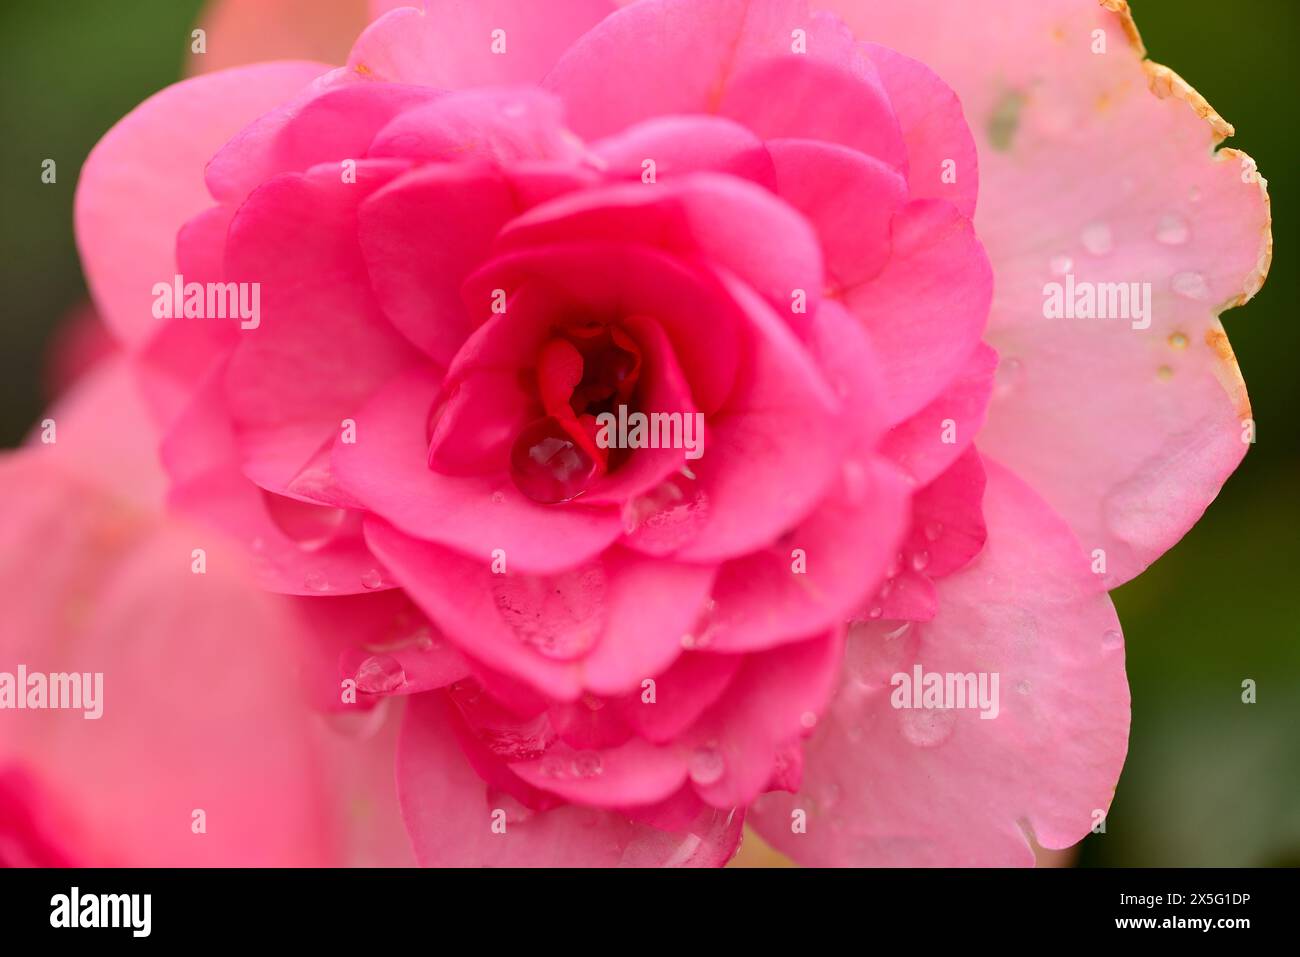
1171 271 1209 301
509 416 599 504
1080 222 1114 256
1101 628 1124 651
491 565 607 660
1155 213 1190 246
689 745 726 786
910 550 930 573
360 568 385 590
355 654 406 694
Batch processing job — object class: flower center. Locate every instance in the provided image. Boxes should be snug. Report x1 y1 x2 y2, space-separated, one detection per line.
510 321 642 504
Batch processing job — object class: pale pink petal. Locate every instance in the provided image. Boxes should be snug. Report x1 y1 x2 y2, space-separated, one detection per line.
748 459 1130 866
823 0 1271 584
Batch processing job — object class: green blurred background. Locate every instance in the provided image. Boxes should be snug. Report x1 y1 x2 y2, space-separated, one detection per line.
0 0 1295 866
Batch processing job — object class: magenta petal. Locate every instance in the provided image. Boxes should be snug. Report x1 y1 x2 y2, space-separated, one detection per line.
336 370 623 574
510 739 688 807
592 115 776 188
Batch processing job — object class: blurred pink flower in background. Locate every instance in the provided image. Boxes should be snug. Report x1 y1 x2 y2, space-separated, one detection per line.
1 0 1270 867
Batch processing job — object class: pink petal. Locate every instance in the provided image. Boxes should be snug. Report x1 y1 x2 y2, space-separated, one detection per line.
610 652 743 745
701 458 912 653
748 458 1130 866
75 61 329 348
592 115 776 188
863 42 978 218
222 161 424 499
719 54 906 173
495 174 823 344
880 342 997 485
543 0 861 140
685 631 844 808
365 518 715 699
843 199 992 424
767 138 908 289
511 739 688 807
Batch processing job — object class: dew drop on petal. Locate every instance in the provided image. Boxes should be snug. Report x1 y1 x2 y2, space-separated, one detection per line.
355 654 407 694
490 565 607 660
1155 213 1190 246
1102 628 1124 651
898 707 957 748
689 745 726 786
571 751 603 779
800 711 817 730
360 568 385 590
910 550 930 573
924 522 943 542
1171 271 1209 301
1016 679 1032 695
304 571 330 592
1080 222 1114 256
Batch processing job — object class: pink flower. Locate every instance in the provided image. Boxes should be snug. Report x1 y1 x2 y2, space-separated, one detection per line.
37 0 1270 866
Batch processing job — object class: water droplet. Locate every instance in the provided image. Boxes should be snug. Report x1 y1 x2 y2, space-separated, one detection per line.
355 654 406 694
1049 254 1074 276
800 711 817 729
509 416 599 504
491 565 607 659
689 745 726 786
571 751 603 779
304 571 330 592
994 356 1023 396
910 550 930 573
1168 331 1189 350
1171 271 1209 301
1016 679 1032 695
621 473 710 552
1101 628 1124 651
898 707 957 748
490 490 506 504
867 606 883 619
924 522 944 542
360 568 385 590
1080 222 1114 256
1155 213 1189 246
